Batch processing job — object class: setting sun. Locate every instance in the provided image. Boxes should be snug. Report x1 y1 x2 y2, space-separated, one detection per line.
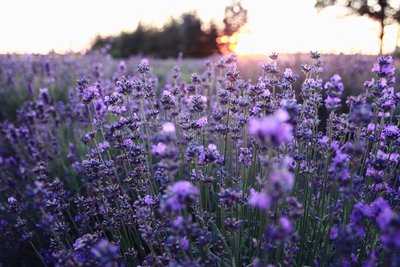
0 0 399 54
233 0 399 55
217 33 240 54
2 1 400 266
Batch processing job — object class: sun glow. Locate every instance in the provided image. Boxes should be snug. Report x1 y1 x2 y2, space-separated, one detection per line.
0 0 398 55
232 0 399 55
217 33 240 54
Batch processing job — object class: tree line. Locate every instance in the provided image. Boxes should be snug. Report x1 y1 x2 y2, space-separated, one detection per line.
91 1 247 58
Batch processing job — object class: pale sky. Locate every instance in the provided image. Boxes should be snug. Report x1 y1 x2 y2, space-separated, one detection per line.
0 0 399 55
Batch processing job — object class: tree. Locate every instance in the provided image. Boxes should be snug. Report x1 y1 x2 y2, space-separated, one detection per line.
223 0 248 36
90 2 247 58
204 22 220 56
315 0 400 54
181 13 206 57
151 18 182 58
90 13 220 58
219 0 248 53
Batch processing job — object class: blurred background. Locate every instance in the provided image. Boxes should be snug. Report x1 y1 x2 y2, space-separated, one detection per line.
2 0 400 57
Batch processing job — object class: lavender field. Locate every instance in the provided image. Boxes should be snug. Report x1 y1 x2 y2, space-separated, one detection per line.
1 52 400 266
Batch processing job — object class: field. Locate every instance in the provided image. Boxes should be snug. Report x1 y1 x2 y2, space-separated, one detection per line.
0 51 399 266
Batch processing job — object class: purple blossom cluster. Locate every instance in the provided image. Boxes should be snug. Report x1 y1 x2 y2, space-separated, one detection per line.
0 52 399 267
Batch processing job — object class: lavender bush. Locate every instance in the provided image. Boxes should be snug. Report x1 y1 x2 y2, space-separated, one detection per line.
0 52 399 266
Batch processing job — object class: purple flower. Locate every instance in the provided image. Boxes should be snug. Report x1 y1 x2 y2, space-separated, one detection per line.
123 138 134 148
169 181 199 196
380 216 400 249
218 188 243 207
351 202 372 221
98 141 110 152
325 75 344 96
389 153 400 163
173 216 184 227
198 144 221 165
270 168 294 193
261 89 271 99
372 56 395 77
107 105 126 115
7 197 17 204
144 195 155 205
238 147 253 167
189 95 207 113
367 123 376 132
151 142 167 155
248 189 271 210
162 122 176 134
269 52 279 60
283 68 298 83
248 109 293 145
329 150 350 183
160 90 176 110
137 62 150 73
370 197 393 230
81 85 99 103
260 62 279 74
118 61 126 74
349 103 372 124
325 96 341 110
196 116 208 127
250 106 262 115
382 125 399 139
91 239 120 265
180 236 190 251
310 51 320 59
164 181 199 211
329 226 339 240
319 136 329 145
279 216 293 235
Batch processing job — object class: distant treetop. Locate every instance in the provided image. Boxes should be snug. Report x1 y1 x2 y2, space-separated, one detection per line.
315 0 400 54
90 1 248 58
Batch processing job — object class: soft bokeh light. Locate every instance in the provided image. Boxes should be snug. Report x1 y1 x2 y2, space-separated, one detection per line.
0 0 398 54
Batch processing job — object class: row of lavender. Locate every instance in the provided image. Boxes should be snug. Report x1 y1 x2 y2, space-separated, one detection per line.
0 52 399 266
0 53 378 122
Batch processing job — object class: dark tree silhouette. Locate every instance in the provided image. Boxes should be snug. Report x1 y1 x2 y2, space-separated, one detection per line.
90 2 247 58
181 13 216 57
219 0 248 53
91 13 219 58
315 0 400 54
223 0 248 36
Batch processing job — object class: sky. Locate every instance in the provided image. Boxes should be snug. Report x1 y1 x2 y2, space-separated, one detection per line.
0 0 399 55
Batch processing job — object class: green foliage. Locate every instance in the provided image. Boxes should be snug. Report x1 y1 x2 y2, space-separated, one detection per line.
91 0 250 58
91 13 220 58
